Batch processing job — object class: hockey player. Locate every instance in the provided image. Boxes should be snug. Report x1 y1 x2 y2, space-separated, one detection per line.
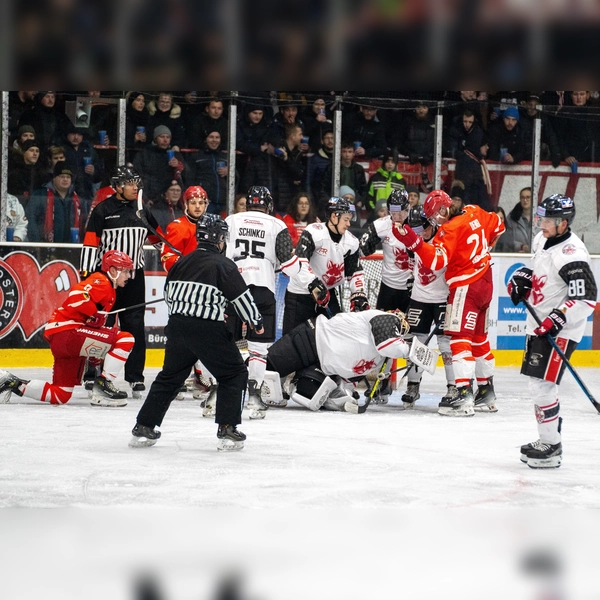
81 165 164 398
359 188 414 313
225 185 302 419
159 185 215 406
391 190 505 416
129 214 264 452
283 197 368 334
266 309 411 412
0 251 135 407
509 194 597 468
402 207 457 408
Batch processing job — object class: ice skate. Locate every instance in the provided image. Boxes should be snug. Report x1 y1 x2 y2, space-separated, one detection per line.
83 361 100 399
129 424 161 448
474 378 498 412
201 384 217 418
192 370 215 400
438 384 474 417
84 380 94 398
90 376 128 407
440 384 459 405
129 382 146 399
175 384 187 401
246 379 268 420
526 441 562 469
401 382 421 409
520 439 540 463
217 424 246 452
0 369 28 403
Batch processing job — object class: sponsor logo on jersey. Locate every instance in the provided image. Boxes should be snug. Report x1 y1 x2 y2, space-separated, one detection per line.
562 244 576 255
243 219 264 226
352 358 377 375
469 219 481 230
105 215 121 219
316 247 328 255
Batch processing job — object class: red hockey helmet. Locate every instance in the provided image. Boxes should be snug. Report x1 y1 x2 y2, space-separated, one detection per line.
183 186 208 203
423 190 452 225
102 250 134 272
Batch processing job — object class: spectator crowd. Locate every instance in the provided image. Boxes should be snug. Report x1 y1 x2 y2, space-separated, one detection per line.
4 90 600 248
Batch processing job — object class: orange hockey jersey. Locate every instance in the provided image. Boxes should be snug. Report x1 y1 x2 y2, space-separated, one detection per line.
412 205 505 289
44 272 116 337
160 215 198 272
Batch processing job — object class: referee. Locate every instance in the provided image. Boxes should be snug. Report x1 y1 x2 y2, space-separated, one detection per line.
80 165 162 397
129 214 264 452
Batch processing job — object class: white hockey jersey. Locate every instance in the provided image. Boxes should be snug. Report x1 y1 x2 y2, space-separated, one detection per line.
226 211 302 293
360 216 414 289
527 230 597 342
315 310 409 380
288 222 364 295
410 244 449 304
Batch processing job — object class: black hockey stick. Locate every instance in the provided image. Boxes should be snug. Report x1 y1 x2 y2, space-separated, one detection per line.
344 359 388 414
522 298 600 414
100 297 165 315
136 190 182 256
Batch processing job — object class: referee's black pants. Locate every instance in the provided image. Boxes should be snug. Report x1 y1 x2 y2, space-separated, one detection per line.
108 267 146 384
136 315 247 428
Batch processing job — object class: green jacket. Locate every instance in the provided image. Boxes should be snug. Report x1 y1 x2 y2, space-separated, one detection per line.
366 168 405 210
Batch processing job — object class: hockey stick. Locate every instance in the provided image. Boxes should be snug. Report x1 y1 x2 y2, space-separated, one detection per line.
522 298 600 414
398 327 438 384
100 297 165 315
136 190 182 256
344 359 388 414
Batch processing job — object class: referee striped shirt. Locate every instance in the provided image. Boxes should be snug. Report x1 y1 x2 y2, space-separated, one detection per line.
80 195 162 275
166 245 262 327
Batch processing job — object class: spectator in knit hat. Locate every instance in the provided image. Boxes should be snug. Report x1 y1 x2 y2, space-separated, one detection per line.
406 184 421 207
366 153 405 212
133 125 186 204
483 106 532 164
27 162 87 243
151 179 185 231
8 139 46 207
18 92 71 151
13 125 36 151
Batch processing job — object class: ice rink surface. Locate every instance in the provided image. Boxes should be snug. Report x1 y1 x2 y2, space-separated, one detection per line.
2 365 600 509
2 365 600 600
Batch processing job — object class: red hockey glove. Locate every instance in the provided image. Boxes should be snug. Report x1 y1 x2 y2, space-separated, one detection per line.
392 224 422 253
308 278 331 307
534 309 566 337
86 312 107 329
349 291 370 312
507 267 533 306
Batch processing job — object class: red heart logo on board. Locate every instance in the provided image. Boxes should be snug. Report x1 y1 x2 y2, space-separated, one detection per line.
4 252 80 341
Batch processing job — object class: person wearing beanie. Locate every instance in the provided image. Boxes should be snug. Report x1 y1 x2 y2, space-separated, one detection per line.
366 153 405 213
26 160 86 243
151 179 185 231
405 184 421 207
482 103 532 165
18 91 71 150
339 185 355 202
13 125 36 151
125 92 149 160
146 92 185 149
133 124 186 204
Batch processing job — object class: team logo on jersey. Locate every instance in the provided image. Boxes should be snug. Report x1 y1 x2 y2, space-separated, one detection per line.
352 358 376 375
529 352 543 367
562 244 576 255
532 274 547 304
322 261 344 287
0 252 79 341
534 404 545 424
393 247 412 270
418 264 436 285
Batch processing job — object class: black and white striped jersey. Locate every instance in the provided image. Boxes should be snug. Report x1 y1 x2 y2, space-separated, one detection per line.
165 244 262 326
80 195 162 275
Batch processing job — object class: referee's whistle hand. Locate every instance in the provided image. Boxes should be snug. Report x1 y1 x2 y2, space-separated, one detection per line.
255 327 264 335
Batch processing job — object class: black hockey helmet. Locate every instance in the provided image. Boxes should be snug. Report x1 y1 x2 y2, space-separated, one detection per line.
535 194 575 226
247 186 274 213
196 214 229 246
407 206 428 233
111 164 142 189
326 197 356 221
387 188 410 213
291 365 328 399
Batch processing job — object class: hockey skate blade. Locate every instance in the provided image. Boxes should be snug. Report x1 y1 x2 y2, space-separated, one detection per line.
249 409 266 420
474 403 498 413
527 455 562 469
520 452 529 464
402 401 416 410
90 396 127 408
128 435 158 448
131 391 142 400
217 439 244 452
437 405 475 417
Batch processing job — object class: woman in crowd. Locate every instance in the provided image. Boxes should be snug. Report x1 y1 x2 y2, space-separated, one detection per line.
281 192 318 248
233 193 247 214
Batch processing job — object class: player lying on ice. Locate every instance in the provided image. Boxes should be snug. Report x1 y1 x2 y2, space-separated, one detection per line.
0 251 135 407
264 307 432 412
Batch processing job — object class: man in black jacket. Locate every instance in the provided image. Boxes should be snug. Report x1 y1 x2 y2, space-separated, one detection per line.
129 214 264 452
483 107 532 164
343 104 388 159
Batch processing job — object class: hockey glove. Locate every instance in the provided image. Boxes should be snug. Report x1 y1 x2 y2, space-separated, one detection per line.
534 308 566 337
308 278 330 307
507 267 533 306
86 312 107 328
349 291 370 312
392 224 422 253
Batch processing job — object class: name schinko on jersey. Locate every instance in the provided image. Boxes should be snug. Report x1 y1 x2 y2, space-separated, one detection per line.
239 228 266 238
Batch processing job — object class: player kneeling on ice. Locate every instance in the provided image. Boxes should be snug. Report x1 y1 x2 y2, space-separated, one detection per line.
265 308 429 412
129 214 264 452
509 194 597 469
0 251 135 407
